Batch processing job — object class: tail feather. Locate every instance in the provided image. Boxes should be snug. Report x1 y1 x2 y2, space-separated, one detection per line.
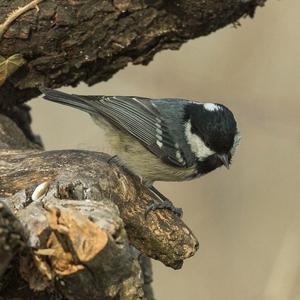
40 87 95 113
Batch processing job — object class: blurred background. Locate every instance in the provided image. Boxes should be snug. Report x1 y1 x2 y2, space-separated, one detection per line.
30 0 300 299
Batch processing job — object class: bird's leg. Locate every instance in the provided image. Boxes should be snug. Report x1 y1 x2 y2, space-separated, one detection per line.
106 158 182 218
145 186 183 219
107 154 119 164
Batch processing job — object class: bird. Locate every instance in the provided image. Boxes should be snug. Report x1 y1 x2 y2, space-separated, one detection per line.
41 88 240 216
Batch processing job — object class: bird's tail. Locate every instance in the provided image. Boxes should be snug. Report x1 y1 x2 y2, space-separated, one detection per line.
40 87 95 113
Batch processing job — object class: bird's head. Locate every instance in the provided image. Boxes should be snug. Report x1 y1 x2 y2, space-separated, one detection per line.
185 102 240 169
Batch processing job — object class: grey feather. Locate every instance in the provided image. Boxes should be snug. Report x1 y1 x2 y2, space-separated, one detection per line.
41 88 191 167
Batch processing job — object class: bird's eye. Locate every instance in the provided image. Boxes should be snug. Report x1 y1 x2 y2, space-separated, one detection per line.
206 142 211 148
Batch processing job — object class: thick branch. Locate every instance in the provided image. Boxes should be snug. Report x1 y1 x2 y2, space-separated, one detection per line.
0 112 156 298
0 149 198 269
0 116 196 297
0 0 266 109
0 114 198 269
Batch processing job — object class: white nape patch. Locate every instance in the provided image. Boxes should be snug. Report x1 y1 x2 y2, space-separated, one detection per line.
156 140 163 148
203 103 220 112
230 132 241 156
185 120 214 160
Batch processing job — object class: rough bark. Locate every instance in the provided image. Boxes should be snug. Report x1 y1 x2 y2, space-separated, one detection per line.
1 193 156 299
0 0 266 111
0 115 199 268
0 114 198 298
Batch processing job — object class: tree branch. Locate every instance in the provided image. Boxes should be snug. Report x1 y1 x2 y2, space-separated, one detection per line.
0 0 266 109
0 114 198 297
0 148 199 269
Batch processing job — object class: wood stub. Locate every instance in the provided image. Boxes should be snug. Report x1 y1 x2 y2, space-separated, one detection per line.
2 191 150 299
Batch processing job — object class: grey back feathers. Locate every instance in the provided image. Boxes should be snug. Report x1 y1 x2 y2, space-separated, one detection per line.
41 88 193 167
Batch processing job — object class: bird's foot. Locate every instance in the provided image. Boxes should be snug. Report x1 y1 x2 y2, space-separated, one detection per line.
145 201 183 218
107 155 118 164
145 186 183 218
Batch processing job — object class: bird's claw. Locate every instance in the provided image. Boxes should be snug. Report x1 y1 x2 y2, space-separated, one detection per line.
145 201 183 219
107 155 118 165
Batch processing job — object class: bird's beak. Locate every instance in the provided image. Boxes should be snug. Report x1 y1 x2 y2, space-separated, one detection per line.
218 154 230 169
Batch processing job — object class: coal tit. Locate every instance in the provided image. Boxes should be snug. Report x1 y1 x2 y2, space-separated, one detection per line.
41 88 240 214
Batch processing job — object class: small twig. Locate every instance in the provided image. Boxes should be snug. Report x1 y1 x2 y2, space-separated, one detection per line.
0 0 44 39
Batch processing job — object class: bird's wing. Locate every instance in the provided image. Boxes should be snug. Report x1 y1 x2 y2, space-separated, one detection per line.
41 88 188 167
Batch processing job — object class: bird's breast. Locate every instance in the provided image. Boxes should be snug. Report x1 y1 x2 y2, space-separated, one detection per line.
91 114 198 183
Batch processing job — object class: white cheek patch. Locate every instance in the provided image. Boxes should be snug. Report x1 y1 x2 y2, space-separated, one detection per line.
185 120 214 160
203 103 220 112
